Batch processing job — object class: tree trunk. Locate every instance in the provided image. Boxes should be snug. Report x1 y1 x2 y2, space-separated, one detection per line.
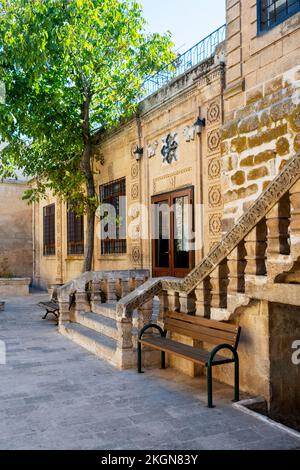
82 140 96 273
81 90 96 273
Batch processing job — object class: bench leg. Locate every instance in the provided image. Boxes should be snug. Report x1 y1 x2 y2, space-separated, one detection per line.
42 310 50 320
161 351 166 370
137 341 143 373
207 365 214 408
234 356 239 402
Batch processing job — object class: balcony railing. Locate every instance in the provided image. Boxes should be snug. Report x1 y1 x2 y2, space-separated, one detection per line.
142 24 226 99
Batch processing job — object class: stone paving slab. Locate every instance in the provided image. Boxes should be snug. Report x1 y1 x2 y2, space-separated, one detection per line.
0 294 299 450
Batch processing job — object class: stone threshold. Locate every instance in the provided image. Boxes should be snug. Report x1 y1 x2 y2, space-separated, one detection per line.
233 397 300 441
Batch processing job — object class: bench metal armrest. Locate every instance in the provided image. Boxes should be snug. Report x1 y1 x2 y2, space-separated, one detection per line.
207 343 239 367
138 323 166 341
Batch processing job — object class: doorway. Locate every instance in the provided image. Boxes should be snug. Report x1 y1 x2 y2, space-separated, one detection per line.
151 187 195 278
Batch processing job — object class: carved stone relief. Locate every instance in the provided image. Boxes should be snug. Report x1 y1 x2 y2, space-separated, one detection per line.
183 125 196 142
147 141 158 158
207 129 221 155
161 132 179 164
207 101 221 125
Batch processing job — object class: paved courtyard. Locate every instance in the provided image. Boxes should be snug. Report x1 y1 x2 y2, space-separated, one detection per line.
0 293 299 450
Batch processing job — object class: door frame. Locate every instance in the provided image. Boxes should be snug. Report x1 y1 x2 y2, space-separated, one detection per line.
151 186 195 278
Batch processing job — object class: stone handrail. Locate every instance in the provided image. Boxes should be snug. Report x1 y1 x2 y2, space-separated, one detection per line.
117 152 300 318
57 269 149 302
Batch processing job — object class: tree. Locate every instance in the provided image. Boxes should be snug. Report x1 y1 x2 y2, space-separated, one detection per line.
0 0 174 271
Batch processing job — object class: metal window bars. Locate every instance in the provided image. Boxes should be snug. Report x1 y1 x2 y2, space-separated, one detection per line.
142 24 226 99
259 0 300 32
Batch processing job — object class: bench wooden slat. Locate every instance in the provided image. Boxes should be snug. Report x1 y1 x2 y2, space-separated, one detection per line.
38 300 59 310
168 311 239 333
165 317 237 345
140 336 234 365
164 320 237 347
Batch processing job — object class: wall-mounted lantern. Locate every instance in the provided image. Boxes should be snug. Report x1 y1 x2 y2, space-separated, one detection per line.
133 146 144 161
194 117 206 135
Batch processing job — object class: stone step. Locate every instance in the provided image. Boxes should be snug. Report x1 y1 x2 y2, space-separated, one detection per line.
60 322 117 364
77 312 118 340
92 302 117 320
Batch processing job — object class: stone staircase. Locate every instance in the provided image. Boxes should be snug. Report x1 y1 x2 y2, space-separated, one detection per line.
57 153 300 371
63 304 118 365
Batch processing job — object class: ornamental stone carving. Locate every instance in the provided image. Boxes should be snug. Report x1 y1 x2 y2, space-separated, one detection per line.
208 158 221 179
207 129 221 154
131 163 139 179
208 186 222 208
131 183 139 200
147 141 158 158
161 132 179 164
131 245 141 264
183 125 196 142
209 213 222 235
207 101 221 125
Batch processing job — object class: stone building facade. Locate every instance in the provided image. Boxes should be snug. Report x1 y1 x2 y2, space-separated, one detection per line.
32 1 300 420
0 179 32 279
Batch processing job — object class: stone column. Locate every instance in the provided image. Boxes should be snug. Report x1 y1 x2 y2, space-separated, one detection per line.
121 278 130 298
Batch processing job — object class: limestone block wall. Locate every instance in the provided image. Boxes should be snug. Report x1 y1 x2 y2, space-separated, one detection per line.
210 300 271 399
222 0 300 231
222 69 300 229
0 182 32 279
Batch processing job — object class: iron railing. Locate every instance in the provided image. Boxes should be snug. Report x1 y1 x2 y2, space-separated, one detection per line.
142 24 226 99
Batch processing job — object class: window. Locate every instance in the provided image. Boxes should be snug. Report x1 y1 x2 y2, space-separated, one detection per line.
100 178 126 255
67 208 84 255
43 204 55 256
258 0 300 33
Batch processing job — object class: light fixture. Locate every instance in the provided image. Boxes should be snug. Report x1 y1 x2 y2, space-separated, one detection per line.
133 146 144 161
194 117 206 134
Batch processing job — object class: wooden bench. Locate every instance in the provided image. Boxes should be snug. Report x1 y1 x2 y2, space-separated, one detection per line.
138 311 241 408
38 288 60 323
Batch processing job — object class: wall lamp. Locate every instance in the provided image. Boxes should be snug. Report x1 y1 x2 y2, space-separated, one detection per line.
133 146 144 161
194 117 206 134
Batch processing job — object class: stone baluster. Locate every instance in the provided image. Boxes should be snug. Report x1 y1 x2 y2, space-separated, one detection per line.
179 292 195 314
137 299 153 331
116 313 134 369
74 290 87 321
58 300 70 326
266 194 290 258
210 260 228 309
167 290 180 312
120 277 130 298
227 244 246 294
244 220 267 276
91 280 102 307
289 180 300 245
195 278 211 317
106 278 117 302
157 290 168 328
